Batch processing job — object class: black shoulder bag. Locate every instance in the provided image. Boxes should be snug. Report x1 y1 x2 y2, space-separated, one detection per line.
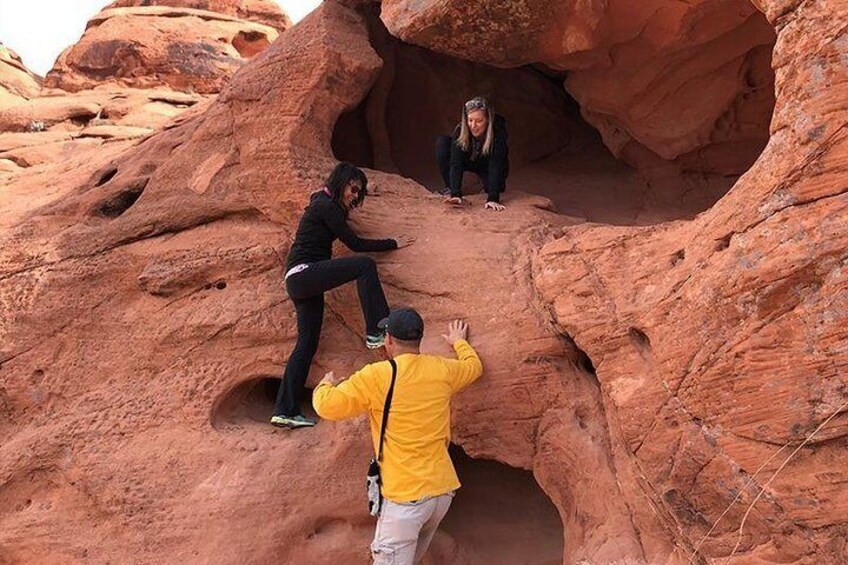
366 358 397 517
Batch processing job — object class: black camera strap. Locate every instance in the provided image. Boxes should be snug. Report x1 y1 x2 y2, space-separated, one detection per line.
376 359 398 462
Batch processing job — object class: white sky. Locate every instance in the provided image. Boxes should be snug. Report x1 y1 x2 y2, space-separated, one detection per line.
0 0 322 76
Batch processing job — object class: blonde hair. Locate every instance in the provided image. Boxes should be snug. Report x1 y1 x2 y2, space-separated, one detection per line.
457 97 495 157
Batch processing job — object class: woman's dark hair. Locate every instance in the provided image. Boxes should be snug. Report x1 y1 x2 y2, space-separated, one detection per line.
324 162 368 211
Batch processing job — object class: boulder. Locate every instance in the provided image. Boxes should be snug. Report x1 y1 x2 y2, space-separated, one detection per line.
45 5 283 94
0 43 41 111
107 0 291 30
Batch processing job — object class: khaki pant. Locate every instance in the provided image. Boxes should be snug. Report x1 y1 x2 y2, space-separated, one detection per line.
371 492 454 564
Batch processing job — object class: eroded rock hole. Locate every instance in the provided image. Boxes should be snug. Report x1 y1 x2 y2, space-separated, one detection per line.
95 167 118 187
212 377 315 428
204 280 228 290
629 327 652 356
435 444 564 564
332 5 776 226
70 115 93 128
715 232 734 251
93 179 148 218
232 30 270 59
561 335 597 382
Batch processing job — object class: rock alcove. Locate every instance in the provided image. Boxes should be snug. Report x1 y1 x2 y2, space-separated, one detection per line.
333 4 776 225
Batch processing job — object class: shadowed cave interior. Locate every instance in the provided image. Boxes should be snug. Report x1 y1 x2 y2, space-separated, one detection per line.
332 6 776 226
212 377 312 428
435 444 565 565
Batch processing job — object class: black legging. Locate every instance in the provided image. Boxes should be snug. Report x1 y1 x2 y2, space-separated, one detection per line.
435 135 507 202
274 255 389 417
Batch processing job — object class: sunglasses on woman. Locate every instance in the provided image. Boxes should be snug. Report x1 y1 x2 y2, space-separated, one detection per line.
465 97 488 112
348 182 363 195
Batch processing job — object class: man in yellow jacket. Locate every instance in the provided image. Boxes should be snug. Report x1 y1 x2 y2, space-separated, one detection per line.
312 308 483 564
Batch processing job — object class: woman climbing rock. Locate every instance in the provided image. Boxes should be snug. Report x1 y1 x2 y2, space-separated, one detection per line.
435 96 510 211
271 162 414 429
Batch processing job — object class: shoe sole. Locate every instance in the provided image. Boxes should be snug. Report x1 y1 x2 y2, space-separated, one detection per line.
271 419 315 429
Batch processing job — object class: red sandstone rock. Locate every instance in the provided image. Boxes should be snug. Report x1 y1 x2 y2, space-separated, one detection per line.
79 124 155 140
1 1 847 564
531 0 848 561
45 5 283 94
0 88 206 178
381 0 776 176
0 131 75 153
108 0 291 30
0 157 21 175
0 43 41 111
0 96 103 132
1 2 286 182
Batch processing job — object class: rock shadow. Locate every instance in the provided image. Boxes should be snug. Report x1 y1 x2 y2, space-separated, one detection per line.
212 377 315 430
434 444 564 565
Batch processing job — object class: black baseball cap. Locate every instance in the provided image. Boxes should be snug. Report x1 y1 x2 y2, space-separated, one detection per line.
378 308 424 341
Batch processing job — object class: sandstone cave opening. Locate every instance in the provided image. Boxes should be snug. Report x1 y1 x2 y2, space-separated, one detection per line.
435 444 564 564
332 6 776 226
212 377 314 428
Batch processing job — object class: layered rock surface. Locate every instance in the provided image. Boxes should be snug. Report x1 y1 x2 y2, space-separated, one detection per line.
2 1 847 564
0 0 287 185
0 44 41 111
108 0 292 29
382 0 776 176
45 2 286 94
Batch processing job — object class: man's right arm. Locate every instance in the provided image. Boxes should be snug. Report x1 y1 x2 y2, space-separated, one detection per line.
313 364 377 420
440 320 483 392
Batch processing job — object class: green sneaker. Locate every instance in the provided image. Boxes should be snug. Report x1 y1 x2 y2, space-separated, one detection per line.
270 414 316 428
365 333 386 349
